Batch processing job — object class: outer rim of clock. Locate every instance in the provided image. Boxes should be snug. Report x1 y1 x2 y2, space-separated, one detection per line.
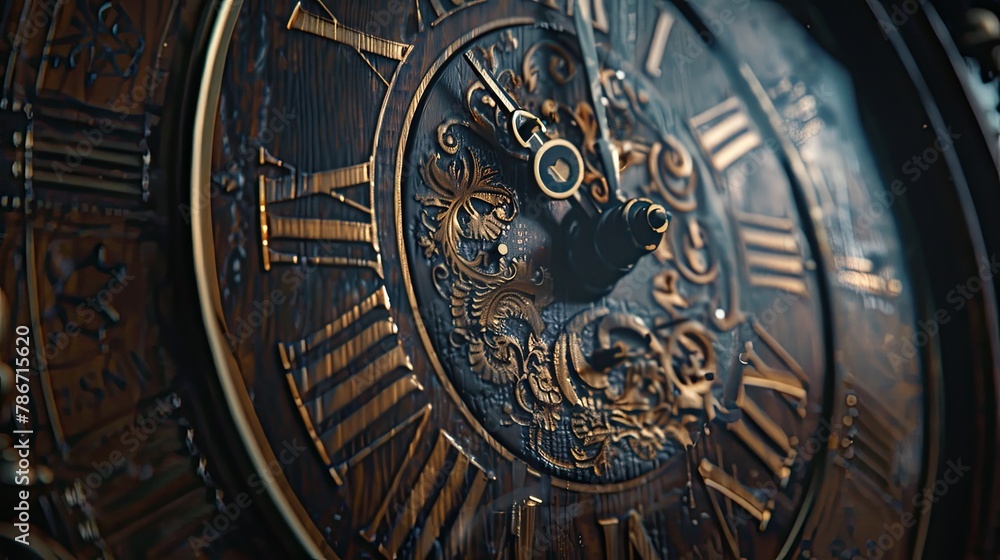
189 0 333 557
388 14 818 497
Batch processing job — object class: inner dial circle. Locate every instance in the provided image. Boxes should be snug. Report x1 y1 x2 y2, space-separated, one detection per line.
402 25 823 484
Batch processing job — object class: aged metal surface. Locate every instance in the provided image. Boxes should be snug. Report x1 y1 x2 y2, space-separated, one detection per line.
0 0 271 557
1 0 997 558
186 0 968 558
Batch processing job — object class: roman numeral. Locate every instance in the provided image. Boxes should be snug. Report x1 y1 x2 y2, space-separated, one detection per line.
699 324 808 540
279 287 416 485
514 496 542 560
627 510 661 560
699 458 773 532
690 97 762 171
599 512 661 560
286 2 412 86
645 8 675 77
737 212 808 296
423 0 487 28
840 381 905 501
364 430 492 559
577 0 610 32
722 321 808 485
599 518 621 558
287 3 411 60
12 106 152 202
258 147 382 275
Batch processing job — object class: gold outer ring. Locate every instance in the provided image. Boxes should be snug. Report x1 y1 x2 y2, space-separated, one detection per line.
190 0 332 556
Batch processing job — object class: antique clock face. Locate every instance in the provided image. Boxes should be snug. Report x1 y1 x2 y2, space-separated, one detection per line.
190 0 933 557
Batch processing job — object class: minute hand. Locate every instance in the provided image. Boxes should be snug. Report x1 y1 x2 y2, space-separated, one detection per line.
463 50 547 151
464 50 519 117
573 1 622 204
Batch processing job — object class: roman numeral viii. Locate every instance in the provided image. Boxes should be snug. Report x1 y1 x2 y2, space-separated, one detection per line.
363 430 492 559
279 287 416 485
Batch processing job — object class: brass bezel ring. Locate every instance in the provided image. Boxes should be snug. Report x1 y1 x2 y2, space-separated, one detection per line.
533 138 585 200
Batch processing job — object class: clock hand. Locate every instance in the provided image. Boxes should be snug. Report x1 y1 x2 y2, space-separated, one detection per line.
464 49 590 204
463 50 548 152
464 49 667 296
560 11 671 297
573 0 623 207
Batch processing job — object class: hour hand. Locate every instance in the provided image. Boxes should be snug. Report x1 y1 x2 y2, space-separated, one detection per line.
463 50 548 151
464 49 587 203
573 0 622 203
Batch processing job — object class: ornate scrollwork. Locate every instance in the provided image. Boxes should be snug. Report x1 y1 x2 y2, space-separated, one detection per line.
649 136 697 212
557 310 694 474
417 149 516 285
411 33 743 479
523 40 576 92
415 142 721 475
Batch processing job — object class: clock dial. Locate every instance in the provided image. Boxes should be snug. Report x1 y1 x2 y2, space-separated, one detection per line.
190 0 935 557
399 16 827 494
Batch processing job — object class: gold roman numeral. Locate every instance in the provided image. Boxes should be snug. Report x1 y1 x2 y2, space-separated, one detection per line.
287 2 411 60
690 97 762 171
364 430 493 559
700 448 747 558
577 0 610 32
723 321 808 485
645 8 675 77
699 322 809 535
512 496 543 560
699 457 773 532
840 380 905 501
599 518 621 559
18 107 152 201
599 511 661 560
258 147 382 275
286 2 412 86
737 212 808 296
627 510 661 560
279 287 416 485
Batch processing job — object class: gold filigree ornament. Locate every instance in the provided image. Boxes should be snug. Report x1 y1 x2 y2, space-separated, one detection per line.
413 38 724 478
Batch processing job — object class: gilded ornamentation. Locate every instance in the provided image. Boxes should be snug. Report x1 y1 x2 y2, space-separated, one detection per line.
410 35 743 478
418 147 705 473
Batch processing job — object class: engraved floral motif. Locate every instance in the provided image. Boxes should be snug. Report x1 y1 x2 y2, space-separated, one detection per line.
416 142 705 476
409 33 739 479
